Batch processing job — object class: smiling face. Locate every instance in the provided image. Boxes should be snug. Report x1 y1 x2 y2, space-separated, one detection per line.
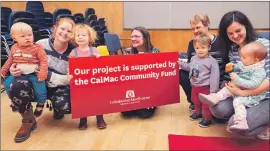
190 14 210 38
226 22 247 46
54 21 73 43
130 29 144 48
190 21 209 37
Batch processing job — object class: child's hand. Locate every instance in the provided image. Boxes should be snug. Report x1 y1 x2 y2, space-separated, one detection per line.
230 72 238 81
179 58 188 63
225 63 234 72
35 66 40 73
38 77 46 81
95 54 101 58
226 81 237 88
68 74 73 81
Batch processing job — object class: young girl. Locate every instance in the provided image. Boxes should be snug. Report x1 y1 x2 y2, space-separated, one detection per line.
179 34 220 128
68 24 107 130
198 42 267 131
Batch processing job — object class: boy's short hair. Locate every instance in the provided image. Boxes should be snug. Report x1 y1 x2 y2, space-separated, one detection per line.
10 22 32 37
71 24 97 46
190 13 210 27
193 34 211 47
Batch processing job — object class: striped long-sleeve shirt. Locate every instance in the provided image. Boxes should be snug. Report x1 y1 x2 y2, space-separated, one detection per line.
36 38 74 87
1 43 48 79
228 38 270 98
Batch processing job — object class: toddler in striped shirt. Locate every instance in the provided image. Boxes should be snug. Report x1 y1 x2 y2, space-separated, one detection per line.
1 22 48 117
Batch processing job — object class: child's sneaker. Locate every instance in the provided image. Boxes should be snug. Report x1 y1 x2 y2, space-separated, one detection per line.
34 103 44 117
229 119 249 131
199 119 212 128
78 117 88 130
256 127 270 140
198 93 220 106
189 113 202 121
96 115 107 129
189 104 195 112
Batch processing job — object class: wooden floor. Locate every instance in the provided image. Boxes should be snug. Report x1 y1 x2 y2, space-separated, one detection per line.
1 87 246 150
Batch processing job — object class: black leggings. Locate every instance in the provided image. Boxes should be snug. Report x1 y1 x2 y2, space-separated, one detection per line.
6 77 71 114
6 77 34 113
179 70 193 105
47 86 71 114
121 107 157 118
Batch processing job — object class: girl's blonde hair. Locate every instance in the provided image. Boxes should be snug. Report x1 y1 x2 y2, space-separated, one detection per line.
71 24 97 46
51 17 75 39
190 13 210 27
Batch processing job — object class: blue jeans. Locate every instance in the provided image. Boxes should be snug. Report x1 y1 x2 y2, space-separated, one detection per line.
4 74 46 104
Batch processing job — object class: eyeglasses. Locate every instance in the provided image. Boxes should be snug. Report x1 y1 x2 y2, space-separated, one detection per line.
130 35 142 39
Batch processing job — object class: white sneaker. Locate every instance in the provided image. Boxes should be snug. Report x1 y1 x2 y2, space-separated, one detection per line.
256 127 270 140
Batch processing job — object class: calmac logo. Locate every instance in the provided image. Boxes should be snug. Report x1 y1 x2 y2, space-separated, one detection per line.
126 90 135 98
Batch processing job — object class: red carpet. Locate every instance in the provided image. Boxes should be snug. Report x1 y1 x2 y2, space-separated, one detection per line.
168 134 269 151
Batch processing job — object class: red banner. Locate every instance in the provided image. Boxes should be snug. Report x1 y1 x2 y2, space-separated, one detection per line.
69 52 180 118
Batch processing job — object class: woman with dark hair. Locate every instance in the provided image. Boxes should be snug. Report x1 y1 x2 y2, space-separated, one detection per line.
210 11 269 140
121 27 160 118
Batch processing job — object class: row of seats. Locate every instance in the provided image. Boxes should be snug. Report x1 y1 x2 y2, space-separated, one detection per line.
1 2 110 67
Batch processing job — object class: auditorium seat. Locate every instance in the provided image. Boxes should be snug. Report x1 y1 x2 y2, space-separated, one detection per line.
104 33 123 55
52 8 72 25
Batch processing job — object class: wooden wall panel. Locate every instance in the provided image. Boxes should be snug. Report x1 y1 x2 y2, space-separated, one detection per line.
1 2 269 52
1 2 123 36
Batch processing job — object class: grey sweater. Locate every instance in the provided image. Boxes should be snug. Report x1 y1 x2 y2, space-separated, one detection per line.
37 38 74 87
179 55 220 93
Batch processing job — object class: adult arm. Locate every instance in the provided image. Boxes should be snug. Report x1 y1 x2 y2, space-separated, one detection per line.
36 46 48 80
209 61 220 93
9 63 22 77
226 79 269 97
187 41 194 63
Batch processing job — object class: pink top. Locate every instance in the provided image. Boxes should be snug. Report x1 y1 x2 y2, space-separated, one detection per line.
69 46 100 58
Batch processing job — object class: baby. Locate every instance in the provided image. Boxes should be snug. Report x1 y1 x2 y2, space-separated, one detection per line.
199 42 267 131
1 22 48 117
